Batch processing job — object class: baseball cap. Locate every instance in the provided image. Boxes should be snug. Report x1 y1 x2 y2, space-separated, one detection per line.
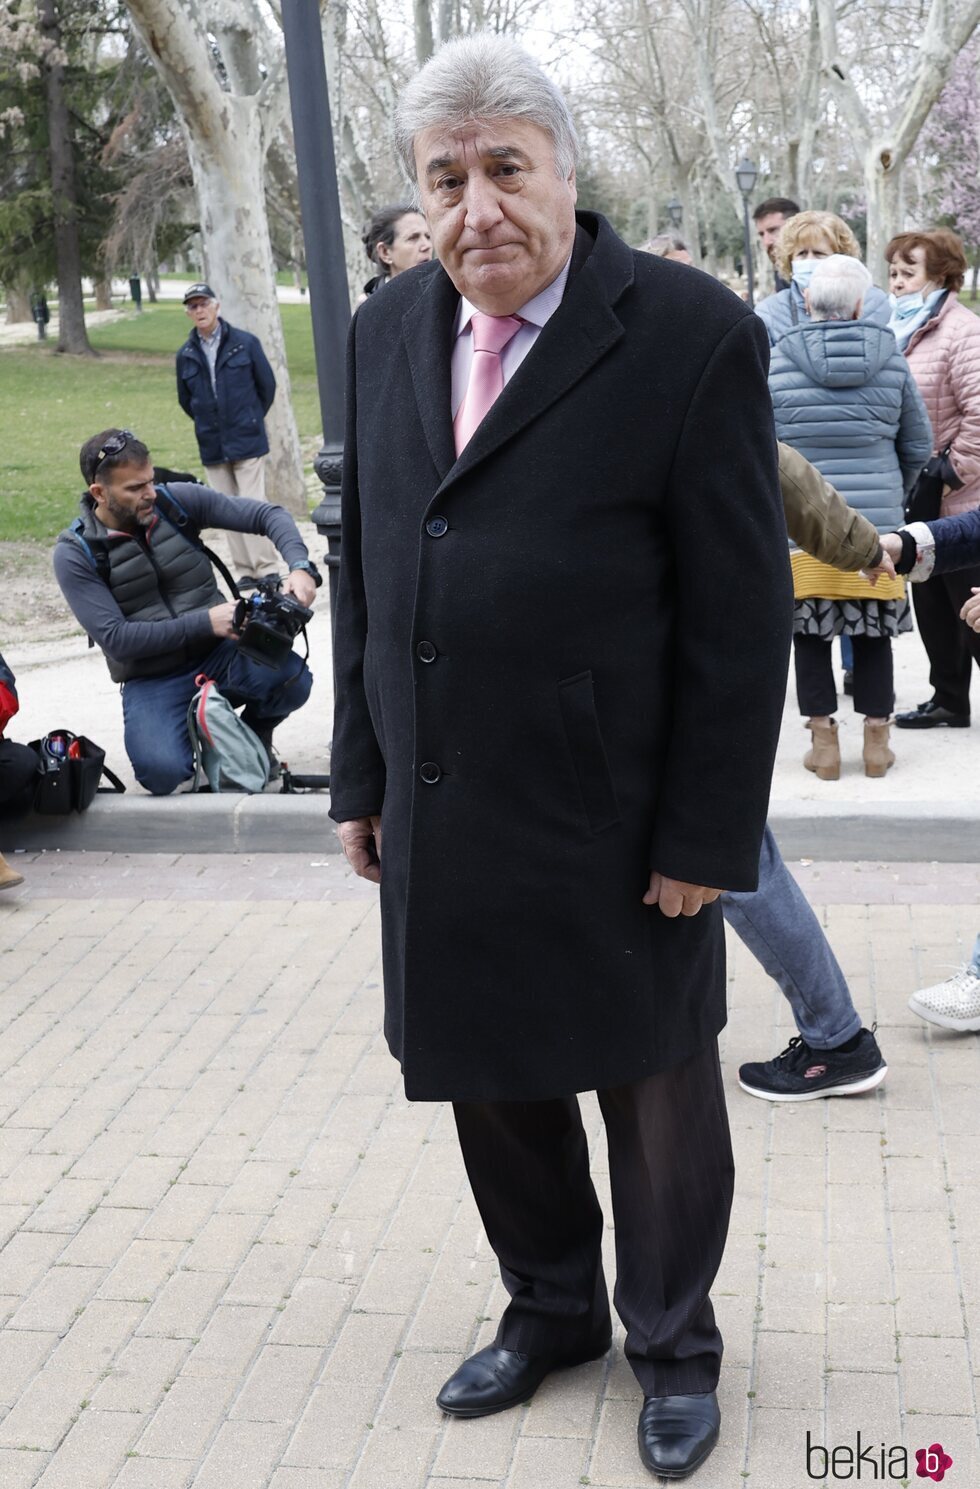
183 283 216 303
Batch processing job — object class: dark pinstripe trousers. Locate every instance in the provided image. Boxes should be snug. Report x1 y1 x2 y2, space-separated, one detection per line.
452 1039 734 1397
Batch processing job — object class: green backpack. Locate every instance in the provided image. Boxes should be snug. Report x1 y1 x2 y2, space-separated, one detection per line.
186 674 270 793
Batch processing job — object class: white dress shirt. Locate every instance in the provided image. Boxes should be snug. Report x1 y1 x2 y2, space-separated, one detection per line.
450 256 573 418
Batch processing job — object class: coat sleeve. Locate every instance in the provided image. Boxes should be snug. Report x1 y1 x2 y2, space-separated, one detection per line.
945 319 980 492
920 507 980 575
896 366 933 493
327 315 387 823
649 314 793 893
176 352 192 417
779 443 881 570
251 336 277 415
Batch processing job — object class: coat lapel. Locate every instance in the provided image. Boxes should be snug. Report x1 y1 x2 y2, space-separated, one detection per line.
438 214 634 495
402 269 460 482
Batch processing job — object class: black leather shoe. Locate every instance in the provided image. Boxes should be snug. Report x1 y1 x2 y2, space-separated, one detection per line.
637 1391 720 1478
895 699 970 729
436 1337 611 1418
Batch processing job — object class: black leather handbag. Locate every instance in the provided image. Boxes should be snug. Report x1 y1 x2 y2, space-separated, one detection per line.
904 446 951 525
28 731 125 815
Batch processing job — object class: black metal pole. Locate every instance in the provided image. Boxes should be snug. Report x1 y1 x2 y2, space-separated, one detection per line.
281 0 351 622
741 195 755 309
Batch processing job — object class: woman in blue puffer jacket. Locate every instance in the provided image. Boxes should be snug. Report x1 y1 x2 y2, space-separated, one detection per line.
769 254 932 779
756 209 892 345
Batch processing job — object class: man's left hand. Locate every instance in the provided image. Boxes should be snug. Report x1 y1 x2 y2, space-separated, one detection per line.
283 570 317 608
861 550 897 586
643 873 723 917
961 587 980 633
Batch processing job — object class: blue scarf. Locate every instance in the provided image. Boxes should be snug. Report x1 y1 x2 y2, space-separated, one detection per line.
888 287 946 352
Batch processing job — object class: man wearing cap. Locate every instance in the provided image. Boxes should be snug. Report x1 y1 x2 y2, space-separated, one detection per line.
177 284 281 588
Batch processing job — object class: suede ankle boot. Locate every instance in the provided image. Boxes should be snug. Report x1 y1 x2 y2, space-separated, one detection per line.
803 718 840 781
0 853 24 891
863 719 895 778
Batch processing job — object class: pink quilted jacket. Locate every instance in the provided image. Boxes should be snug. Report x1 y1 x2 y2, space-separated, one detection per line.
905 294 980 516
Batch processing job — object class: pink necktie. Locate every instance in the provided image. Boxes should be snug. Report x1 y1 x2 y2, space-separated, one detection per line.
454 312 523 455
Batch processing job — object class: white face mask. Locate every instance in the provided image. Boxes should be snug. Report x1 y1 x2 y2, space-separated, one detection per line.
889 289 930 319
791 257 819 290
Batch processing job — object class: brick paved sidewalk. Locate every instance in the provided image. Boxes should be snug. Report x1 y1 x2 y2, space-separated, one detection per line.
0 853 977 1489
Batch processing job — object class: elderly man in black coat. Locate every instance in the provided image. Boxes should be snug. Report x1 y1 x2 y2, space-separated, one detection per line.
329 33 792 1480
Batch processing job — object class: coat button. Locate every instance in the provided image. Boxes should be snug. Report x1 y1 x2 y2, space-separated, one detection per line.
425 515 449 537
419 762 442 784
416 641 437 664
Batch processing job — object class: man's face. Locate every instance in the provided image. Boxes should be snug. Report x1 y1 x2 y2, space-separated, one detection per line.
185 296 220 336
755 212 788 264
90 460 156 532
414 117 577 315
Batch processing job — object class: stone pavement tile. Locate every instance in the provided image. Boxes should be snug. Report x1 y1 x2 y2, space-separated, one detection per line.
179 1137 256 1188
940 1085 980 1136
28 1407 143 1489
827 1128 884 1186
96 1239 183 1303
900 1415 980 1483
181 1303 276 1379
180 1213 264 1274
268 1471 345 1489
763 1226 822 1270
347 1423 440 1489
901 1335 975 1416
261 1188 338 1249
712 1291 756 1369
64 1133 145 1185
827 1301 897 1372
404 1250 496 1354
746 1407 824 1489
431 1406 520 1482
133 1376 238 1459
320 1310 406 1386
885 1155 948 1210
759 1265 825 1334
753 1331 825 1410
0 1206 34 1249
520 1356 606 1438
825 1369 901 1447
192 1419 292 1489
230 1343 322 1423
884 1108 944 1158
141 1112 218 1160
354 1246 436 1316
90 1335 189 1413
137 1183 223 1242
0 1233 67 1297
110 1458 193 1489
224 1242 309 1307
506 1432 591 1487
895 1270 966 1338
50 1299 145 1375
0 1366 94 1451
282 1380 378 1469
766 1154 826 1212
217 1162 293 1216
826 1243 893 1304
269 1277 353 1348
890 1210 957 1273
827 1183 888 1244
135 1269 227 1340
9 1265 105 1334
0 1448 50 1488
104 1159 181 1212
0 1330 60 1406
0 1157 71 1207
6 1089 79 1132
57 1210 147 1270
768 1107 826 1157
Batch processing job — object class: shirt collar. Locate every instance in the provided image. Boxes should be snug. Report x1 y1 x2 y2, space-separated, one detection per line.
454 254 573 338
198 322 221 347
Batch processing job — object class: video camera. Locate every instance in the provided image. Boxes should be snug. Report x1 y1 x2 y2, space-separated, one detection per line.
233 577 313 669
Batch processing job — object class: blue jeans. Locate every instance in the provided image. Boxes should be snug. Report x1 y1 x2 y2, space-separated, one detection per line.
722 826 861 1050
122 640 312 795
970 935 980 974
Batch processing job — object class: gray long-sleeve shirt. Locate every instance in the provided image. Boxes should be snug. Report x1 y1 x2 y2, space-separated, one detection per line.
53 483 310 671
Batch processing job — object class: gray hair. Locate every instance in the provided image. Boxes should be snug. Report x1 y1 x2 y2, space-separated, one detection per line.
807 254 873 321
638 234 688 258
395 33 579 185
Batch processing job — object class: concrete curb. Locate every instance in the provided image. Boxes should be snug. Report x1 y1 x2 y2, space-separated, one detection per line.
4 794 977 861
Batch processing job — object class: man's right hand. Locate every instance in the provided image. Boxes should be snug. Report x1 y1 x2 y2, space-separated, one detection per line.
879 533 902 566
338 815 383 884
209 601 239 638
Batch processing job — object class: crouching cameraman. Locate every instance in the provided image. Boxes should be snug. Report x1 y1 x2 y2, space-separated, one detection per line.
53 428 317 795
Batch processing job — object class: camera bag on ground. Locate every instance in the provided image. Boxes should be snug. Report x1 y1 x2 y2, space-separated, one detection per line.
28 731 126 815
187 676 270 794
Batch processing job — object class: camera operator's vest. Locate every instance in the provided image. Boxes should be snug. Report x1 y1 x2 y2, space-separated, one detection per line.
57 499 223 683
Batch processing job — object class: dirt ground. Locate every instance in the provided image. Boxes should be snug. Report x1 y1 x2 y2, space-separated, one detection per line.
0 541 79 643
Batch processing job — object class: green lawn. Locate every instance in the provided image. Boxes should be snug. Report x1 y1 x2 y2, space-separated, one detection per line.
0 303 324 543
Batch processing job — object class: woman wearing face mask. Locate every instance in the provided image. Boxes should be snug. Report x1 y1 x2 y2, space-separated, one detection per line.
357 204 433 305
755 210 891 346
885 229 980 731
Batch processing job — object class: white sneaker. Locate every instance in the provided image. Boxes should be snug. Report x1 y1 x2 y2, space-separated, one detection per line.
909 966 980 1031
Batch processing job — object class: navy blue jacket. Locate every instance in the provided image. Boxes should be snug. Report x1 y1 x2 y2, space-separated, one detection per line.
176 319 276 465
923 507 980 574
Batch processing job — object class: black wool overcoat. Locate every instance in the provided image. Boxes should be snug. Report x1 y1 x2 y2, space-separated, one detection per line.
329 212 793 1103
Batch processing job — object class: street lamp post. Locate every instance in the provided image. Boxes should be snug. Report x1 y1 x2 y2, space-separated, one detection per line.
667 197 683 230
735 157 758 308
281 0 351 624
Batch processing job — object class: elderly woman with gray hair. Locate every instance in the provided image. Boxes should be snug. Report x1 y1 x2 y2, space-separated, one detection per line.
769 254 932 778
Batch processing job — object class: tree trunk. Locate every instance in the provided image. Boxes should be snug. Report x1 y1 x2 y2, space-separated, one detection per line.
147 265 159 303
186 103 306 516
38 0 94 356
94 276 113 311
864 147 903 287
4 276 33 324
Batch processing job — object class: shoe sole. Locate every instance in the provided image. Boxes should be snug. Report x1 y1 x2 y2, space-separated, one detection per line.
0 877 24 891
638 1423 720 1479
894 719 970 729
437 1339 612 1419
804 762 840 781
738 1064 888 1103
908 996 980 1032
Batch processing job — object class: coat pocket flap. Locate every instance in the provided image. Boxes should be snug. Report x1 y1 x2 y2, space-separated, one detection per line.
558 671 621 835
